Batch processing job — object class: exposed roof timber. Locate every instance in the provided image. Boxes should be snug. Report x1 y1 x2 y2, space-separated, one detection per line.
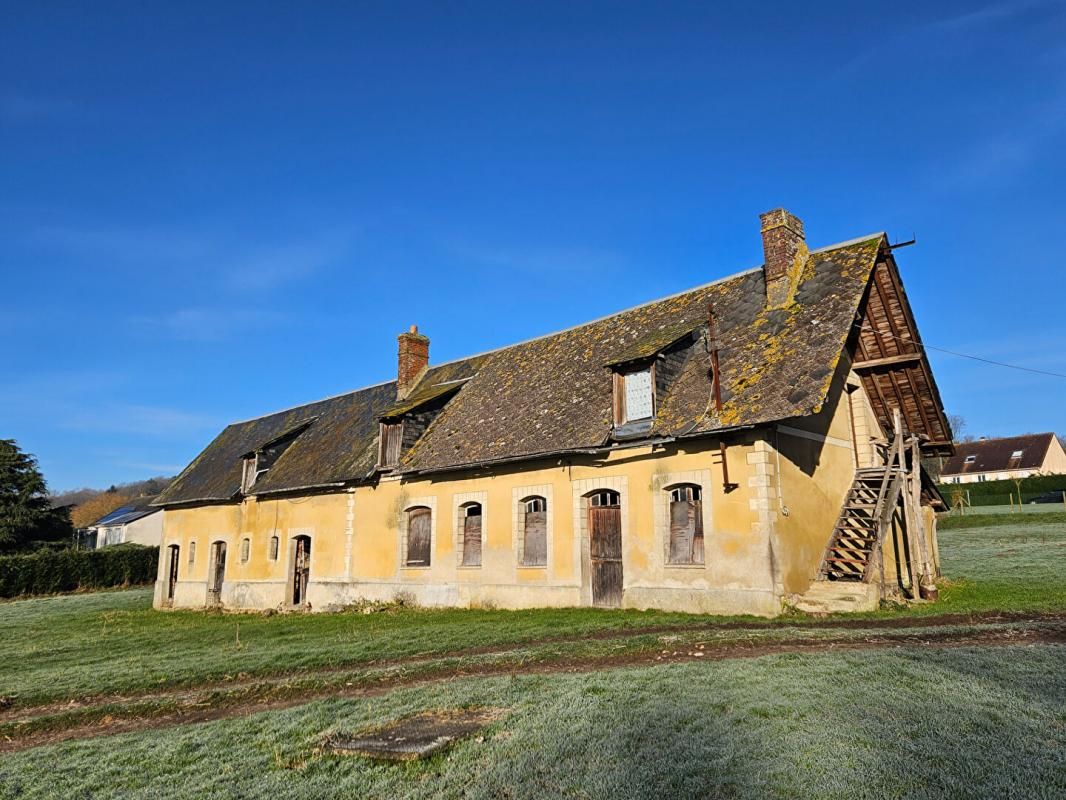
853 251 953 455
854 353 923 370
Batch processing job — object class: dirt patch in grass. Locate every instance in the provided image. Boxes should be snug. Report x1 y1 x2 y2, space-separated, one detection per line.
2 618 1063 755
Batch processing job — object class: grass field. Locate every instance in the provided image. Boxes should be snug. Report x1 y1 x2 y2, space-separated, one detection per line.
0 521 1063 798
1 646 1063 799
2 522 1064 708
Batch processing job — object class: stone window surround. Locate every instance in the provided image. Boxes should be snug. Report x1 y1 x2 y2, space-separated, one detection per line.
399 496 437 570
652 469 712 570
453 490 488 569
571 476 629 605
511 484 554 570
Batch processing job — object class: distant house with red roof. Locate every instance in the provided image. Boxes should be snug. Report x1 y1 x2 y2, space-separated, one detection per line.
939 433 1066 484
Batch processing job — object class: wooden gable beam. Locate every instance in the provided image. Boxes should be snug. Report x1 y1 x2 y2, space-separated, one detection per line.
854 353 923 370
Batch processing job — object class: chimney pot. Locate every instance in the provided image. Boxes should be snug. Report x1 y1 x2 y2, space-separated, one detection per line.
397 326 430 400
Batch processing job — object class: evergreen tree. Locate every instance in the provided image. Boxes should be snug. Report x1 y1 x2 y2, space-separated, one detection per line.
0 439 73 552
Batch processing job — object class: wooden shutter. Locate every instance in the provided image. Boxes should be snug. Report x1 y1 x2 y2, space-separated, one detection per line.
462 513 482 566
523 510 547 566
381 423 403 467
669 500 694 563
407 509 431 566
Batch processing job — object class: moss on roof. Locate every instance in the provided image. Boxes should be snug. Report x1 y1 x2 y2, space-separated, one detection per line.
157 234 885 503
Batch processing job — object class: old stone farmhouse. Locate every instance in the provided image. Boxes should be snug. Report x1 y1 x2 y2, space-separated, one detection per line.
153 209 952 616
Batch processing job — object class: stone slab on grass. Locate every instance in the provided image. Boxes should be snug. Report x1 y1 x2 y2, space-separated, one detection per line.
327 708 506 761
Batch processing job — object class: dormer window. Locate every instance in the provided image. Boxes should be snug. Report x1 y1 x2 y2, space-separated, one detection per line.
623 367 654 421
241 455 264 492
1010 450 1024 459
379 422 403 468
613 365 655 427
239 419 315 495
964 455 976 464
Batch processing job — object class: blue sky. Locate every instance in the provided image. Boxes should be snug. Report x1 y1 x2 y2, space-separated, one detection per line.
2 1 1065 491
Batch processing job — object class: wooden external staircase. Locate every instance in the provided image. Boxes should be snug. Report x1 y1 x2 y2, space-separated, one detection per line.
794 421 935 614
818 464 904 583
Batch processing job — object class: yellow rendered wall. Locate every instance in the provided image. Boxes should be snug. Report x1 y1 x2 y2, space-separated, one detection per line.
157 388 866 616
770 368 869 596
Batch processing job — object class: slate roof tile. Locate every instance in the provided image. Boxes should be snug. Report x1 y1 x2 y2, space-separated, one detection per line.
156 235 883 505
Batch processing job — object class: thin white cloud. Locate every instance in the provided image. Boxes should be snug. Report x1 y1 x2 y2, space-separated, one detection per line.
129 306 289 342
60 404 219 437
117 461 185 474
0 94 79 124
937 89 1066 188
834 0 1059 79
224 233 355 291
450 241 625 275
29 224 356 291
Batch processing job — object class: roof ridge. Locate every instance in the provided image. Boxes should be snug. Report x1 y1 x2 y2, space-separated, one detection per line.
225 232 880 427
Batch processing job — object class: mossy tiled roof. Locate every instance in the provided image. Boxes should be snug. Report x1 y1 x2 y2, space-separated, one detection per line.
156 234 883 504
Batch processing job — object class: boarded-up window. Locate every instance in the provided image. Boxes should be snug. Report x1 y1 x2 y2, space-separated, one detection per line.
188 541 196 567
668 484 704 565
522 496 547 566
406 507 432 566
461 503 482 567
269 535 279 560
623 368 653 421
240 537 251 563
379 422 403 467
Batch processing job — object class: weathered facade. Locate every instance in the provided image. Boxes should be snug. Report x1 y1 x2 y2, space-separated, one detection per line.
153 210 952 616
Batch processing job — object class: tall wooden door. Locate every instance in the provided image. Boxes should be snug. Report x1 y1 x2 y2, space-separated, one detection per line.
292 536 311 606
166 545 180 602
208 541 227 603
589 503 623 607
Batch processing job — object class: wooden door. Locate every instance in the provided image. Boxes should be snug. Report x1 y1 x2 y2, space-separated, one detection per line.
589 505 623 606
166 545 180 601
293 536 311 605
209 542 227 601
407 509 432 566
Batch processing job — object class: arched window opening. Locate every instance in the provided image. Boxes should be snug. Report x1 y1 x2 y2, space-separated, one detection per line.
208 541 227 602
292 535 311 605
269 535 280 561
521 496 547 566
166 544 180 601
589 489 620 508
460 502 482 567
667 484 704 565
240 537 251 563
406 507 432 567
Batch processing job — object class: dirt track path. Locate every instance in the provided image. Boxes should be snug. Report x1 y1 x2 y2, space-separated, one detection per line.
2 613 1064 754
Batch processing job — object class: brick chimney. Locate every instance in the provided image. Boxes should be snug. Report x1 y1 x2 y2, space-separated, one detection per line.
397 325 429 400
760 208 807 307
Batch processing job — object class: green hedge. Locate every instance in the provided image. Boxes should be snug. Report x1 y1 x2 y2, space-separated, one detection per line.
0 544 158 598
937 474 1066 506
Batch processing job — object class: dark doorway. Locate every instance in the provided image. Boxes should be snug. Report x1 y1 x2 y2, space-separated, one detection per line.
588 490 622 607
208 541 227 604
166 544 180 603
292 535 311 606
